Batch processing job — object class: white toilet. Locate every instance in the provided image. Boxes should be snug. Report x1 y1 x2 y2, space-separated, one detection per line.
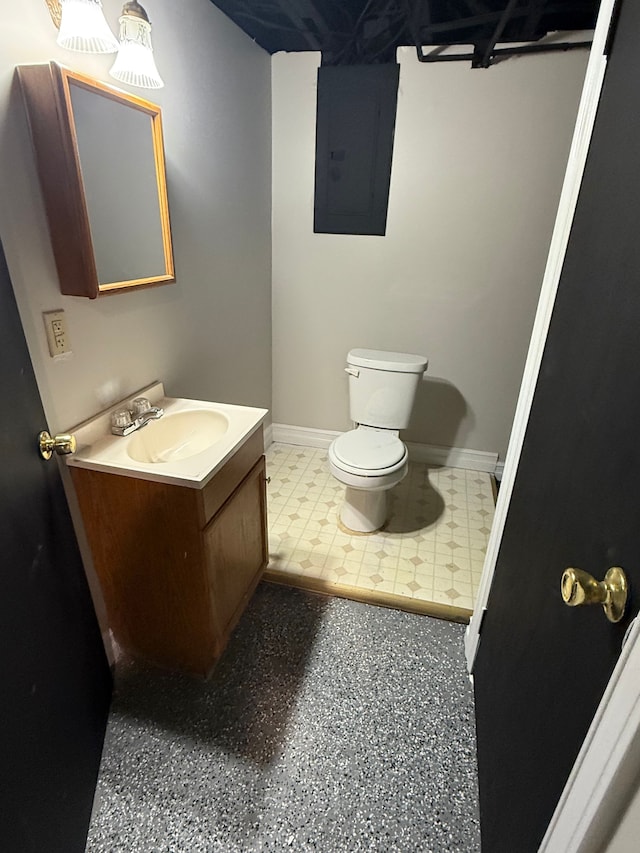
328 348 428 533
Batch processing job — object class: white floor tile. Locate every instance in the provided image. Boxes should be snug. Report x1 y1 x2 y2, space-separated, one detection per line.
265 444 496 615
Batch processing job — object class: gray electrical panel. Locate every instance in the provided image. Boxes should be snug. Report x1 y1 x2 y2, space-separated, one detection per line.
314 63 400 236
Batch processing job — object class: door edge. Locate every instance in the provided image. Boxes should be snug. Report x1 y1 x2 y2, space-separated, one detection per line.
540 615 640 852
466 1 640 850
464 0 615 672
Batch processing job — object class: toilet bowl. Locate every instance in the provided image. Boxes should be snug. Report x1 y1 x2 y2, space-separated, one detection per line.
328 427 408 533
328 348 427 534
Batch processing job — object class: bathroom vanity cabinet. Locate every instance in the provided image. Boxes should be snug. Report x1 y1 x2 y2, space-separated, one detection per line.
70 428 267 677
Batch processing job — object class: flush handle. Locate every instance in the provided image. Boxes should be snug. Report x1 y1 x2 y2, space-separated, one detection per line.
38 430 76 461
561 566 628 623
345 367 359 377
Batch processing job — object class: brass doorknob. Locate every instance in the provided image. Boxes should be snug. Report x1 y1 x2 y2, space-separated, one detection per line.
38 430 76 460
561 566 628 623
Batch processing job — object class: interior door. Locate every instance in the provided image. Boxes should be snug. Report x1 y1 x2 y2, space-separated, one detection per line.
0 240 112 852
473 2 640 850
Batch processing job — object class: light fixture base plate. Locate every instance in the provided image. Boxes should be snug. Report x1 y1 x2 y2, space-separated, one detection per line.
45 0 62 29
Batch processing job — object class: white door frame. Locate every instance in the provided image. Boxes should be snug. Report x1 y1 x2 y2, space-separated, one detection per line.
465 0 640 848
465 0 615 671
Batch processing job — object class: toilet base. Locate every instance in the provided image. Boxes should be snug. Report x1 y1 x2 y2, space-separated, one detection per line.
339 486 387 534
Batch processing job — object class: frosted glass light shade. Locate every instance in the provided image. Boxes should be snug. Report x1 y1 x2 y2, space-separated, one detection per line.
57 0 119 53
109 14 164 89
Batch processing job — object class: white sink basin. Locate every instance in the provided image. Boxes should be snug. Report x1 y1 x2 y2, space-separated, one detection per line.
66 383 268 488
127 410 229 463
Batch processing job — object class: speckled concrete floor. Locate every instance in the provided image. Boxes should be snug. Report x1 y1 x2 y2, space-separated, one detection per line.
87 584 480 852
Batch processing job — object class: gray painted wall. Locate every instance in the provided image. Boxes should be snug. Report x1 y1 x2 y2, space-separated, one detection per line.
0 0 272 435
271 47 589 460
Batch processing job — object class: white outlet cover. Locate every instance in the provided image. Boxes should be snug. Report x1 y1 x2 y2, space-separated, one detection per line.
43 309 72 358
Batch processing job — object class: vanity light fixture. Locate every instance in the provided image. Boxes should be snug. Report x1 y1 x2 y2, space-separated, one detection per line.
55 0 119 54
109 1 164 89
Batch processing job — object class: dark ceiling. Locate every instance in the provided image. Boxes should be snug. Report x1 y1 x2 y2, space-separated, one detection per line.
208 0 599 67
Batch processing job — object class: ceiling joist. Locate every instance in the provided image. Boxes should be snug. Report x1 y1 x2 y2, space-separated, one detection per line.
208 0 599 67
478 0 520 68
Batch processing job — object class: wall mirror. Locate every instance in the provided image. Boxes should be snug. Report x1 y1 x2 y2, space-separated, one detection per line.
18 62 174 299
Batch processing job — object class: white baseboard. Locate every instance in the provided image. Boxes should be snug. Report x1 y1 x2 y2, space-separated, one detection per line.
405 440 499 473
271 423 340 449
263 422 274 448
271 423 500 475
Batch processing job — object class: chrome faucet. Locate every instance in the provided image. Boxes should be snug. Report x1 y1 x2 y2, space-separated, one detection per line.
111 396 164 436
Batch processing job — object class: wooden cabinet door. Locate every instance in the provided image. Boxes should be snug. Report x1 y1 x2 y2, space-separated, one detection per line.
204 457 267 643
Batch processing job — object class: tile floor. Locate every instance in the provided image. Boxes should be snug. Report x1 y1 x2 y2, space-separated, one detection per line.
264 443 496 618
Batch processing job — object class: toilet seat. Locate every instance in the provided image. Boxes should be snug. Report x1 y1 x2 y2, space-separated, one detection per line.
330 428 407 477
328 428 409 530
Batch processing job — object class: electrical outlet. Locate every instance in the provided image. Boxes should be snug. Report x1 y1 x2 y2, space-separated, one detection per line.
43 309 71 357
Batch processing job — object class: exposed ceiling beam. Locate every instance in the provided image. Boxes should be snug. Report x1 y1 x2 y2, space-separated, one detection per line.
233 11 321 37
233 0 353 44
403 0 432 30
462 0 491 13
321 0 354 30
478 0 520 67
523 0 546 38
208 0 598 65
272 0 323 49
417 1 591 39
305 0 333 36
416 37 590 63
329 0 378 65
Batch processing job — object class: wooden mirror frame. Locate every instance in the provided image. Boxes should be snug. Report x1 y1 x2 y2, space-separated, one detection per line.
18 62 175 299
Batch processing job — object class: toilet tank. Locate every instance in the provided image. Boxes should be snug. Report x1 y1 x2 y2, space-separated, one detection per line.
346 349 428 429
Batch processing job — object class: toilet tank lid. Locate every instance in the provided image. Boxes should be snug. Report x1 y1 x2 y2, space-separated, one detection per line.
347 348 428 374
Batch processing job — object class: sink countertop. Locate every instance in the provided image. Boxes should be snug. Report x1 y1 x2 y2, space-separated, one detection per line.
66 382 268 489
